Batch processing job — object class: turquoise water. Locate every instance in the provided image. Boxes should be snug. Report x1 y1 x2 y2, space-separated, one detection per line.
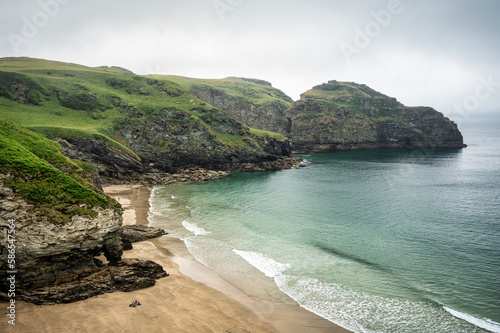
149 121 500 333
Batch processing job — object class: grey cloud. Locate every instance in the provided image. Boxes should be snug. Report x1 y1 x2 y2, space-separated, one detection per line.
1 0 499 118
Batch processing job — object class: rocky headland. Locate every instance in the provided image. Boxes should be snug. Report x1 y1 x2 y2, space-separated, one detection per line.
287 80 466 153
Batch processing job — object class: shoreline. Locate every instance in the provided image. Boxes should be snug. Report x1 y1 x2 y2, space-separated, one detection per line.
107 184 351 333
109 186 350 333
3 184 350 333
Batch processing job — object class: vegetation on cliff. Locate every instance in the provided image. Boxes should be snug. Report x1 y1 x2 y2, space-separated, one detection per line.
0 57 292 173
287 80 465 152
0 119 118 223
0 57 465 174
162 75 293 135
161 75 293 106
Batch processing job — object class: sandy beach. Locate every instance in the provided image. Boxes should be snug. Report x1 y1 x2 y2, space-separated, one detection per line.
3 185 350 333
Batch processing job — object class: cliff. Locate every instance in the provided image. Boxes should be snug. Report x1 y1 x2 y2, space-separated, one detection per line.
0 121 166 304
0 57 296 179
162 76 293 136
287 81 465 152
162 76 465 153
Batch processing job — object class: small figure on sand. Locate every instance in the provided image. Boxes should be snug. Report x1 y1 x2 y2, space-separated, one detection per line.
129 299 142 307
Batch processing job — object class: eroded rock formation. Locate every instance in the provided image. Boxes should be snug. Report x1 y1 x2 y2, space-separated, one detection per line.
287 81 465 152
0 181 167 304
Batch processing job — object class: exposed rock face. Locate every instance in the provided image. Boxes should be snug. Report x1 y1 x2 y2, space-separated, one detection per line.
55 138 145 180
287 81 466 153
189 86 292 136
0 182 122 291
17 259 167 305
0 180 167 305
118 108 293 172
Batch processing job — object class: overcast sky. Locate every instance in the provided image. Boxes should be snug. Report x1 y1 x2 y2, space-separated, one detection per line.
1 0 499 123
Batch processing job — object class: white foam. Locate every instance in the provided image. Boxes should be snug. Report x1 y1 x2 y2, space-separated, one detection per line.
182 220 210 236
232 249 290 278
445 307 500 333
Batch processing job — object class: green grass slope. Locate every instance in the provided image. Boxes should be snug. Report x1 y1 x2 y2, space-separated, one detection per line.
0 57 203 144
158 75 293 106
0 120 118 223
159 75 294 136
293 80 403 119
0 57 289 168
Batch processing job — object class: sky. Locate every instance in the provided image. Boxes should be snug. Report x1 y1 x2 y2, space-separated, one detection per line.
1 0 500 124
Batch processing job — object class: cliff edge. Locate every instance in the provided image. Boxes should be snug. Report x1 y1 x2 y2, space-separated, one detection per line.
287 81 465 152
0 57 296 180
0 120 166 304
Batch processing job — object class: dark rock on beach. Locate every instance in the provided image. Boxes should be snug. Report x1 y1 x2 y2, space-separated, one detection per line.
15 259 168 305
122 225 167 244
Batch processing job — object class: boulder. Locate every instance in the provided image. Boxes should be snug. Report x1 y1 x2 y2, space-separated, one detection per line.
122 225 167 244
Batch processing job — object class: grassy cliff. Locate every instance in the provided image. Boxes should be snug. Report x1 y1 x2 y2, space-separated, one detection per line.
0 119 118 223
160 76 293 106
0 57 292 172
161 75 293 135
287 80 465 152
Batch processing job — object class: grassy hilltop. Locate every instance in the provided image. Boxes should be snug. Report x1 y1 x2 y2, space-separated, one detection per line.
161 75 293 106
162 75 294 135
287 80 465 152
0 57 291 173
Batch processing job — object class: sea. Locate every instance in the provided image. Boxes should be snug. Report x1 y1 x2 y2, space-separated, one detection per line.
148 118 500 333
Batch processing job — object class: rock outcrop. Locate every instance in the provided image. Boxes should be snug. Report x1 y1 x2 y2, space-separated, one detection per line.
123 225 167 244
0 181 168 305
287 81 465 152
187 86 292 136
0 121 167 305
55 137 145 180
17 259 167 305
162 76 294 136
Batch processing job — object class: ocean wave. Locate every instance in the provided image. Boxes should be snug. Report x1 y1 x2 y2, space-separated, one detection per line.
182 220 210 236
232 249 490 333
278 275 493 333
232 249 290 278
444 307 500 333
148 186 172 217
